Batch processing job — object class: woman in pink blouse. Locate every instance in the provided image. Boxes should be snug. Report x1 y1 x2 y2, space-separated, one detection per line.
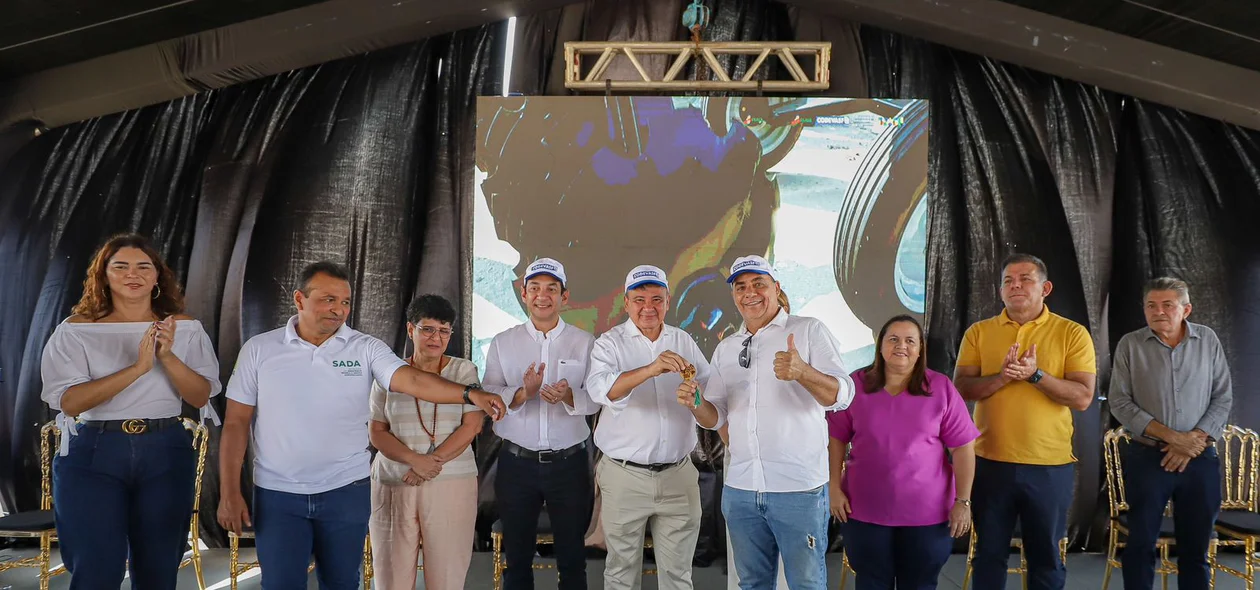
827 315 979 590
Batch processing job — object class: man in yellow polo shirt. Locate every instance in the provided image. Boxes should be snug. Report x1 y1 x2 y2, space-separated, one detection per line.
954 253 1096 590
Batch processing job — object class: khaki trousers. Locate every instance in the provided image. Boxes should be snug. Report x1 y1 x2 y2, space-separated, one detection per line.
368 476 477 590
597 456 701 590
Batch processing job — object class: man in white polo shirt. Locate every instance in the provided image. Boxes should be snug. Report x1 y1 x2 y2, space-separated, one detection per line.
482 258 600 590
587 264 711 590
678 255 853 590
215 261 506 589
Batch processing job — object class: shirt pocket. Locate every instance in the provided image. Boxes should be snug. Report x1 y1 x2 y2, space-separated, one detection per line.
556 358 586 386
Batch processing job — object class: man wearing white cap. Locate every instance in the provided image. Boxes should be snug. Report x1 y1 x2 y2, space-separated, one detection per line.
482 257 600 590
678 255 854 590
586 265 712 590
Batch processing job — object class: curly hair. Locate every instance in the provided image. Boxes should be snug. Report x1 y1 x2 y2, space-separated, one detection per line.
72 234 184 320
406 294 457 325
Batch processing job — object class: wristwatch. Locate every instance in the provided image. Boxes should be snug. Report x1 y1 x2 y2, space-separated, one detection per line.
462 383 478 404
1026 369 1045 384
955 498 972 507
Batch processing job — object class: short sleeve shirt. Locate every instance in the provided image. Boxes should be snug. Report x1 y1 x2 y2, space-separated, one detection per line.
957 306 1096 465
226 316 407 494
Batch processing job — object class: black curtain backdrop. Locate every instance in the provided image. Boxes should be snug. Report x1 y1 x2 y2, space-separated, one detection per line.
3 0 1260 557
0 24 504 546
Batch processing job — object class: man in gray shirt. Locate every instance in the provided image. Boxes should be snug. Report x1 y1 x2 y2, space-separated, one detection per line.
1108 277 1232 590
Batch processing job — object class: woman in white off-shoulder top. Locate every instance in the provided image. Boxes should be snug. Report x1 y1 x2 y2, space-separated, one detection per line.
40 234 222 590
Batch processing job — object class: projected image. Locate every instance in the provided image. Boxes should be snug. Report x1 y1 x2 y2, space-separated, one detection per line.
472 96 928 376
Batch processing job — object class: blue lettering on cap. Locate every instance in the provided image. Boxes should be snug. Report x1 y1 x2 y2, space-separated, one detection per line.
533 263 557 271
632 270 659 279
732 260 760 272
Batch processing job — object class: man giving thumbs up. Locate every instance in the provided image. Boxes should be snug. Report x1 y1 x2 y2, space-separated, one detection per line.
679 255 854 590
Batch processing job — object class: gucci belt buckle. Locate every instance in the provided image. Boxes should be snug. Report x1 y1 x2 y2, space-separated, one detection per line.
121 419 148 435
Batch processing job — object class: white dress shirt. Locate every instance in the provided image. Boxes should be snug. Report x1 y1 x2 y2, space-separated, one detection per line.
225 316 407 494
482 318 599 451
587 320 712 464
702 309 854 493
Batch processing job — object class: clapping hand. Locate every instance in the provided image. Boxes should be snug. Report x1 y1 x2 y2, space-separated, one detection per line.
135 323 158 373
540 379 573 405
1003 344 1038 382
522 363 546 401
155 316 176 360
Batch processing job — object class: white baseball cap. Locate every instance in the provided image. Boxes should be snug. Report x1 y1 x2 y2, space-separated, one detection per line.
625 265 669 291
523 258 567 287
726 255 778 284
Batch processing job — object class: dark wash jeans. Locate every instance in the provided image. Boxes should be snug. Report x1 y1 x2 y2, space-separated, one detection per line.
52 424 197 590
254 478 372 589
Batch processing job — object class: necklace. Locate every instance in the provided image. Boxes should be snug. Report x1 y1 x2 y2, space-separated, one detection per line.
410 356 446 454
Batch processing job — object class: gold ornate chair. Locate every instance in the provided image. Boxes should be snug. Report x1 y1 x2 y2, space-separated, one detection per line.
1213 425 1260 590
228 528 372 589
960 523 1068 590
490 508 655 590
178 418 211 589
1102 426 1219 590
0 421 66 590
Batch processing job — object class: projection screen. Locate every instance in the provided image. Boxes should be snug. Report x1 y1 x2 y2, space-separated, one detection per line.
472 96 928 376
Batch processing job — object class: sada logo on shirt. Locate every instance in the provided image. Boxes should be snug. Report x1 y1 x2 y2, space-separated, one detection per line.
333 359 363 377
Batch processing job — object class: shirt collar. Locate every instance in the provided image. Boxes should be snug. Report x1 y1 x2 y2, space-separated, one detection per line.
1143 321 1201 341
999 305 1051 327
738 306 790 336
525 317 567 342
284 315 353 344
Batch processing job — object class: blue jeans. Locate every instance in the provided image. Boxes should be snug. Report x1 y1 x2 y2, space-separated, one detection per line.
722 485 829 590
1121 444 1221 590
843 519 953 590
254 478 371 590
971 458 1073 590
52 423 197 590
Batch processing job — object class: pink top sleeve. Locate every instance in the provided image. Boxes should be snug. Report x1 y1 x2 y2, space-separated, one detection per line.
935 372 980 448
826 369 867 443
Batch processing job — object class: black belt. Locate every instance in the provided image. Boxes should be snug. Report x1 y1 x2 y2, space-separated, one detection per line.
82 417 182 434
611 456 687 472
503 440 586 463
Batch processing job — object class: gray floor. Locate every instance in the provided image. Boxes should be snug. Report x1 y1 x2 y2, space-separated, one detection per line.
0 547 1253 589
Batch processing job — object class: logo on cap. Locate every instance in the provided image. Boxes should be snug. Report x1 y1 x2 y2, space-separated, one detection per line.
625 265 669 291
726 255 777 284
524 258 567 286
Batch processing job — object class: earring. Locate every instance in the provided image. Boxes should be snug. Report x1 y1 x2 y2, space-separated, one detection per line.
153 284 162 299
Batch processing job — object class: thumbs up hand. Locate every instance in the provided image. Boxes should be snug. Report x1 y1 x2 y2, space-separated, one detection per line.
774 334 806 382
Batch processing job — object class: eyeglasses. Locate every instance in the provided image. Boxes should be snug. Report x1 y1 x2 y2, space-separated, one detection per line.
416 326 453 339
738 334 753 368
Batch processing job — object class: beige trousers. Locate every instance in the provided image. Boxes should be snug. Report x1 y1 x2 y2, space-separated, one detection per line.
597 456 702 590
369 476 477 590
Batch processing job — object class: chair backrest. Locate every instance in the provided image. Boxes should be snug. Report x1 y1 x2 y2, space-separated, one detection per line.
37 421 65 511
181 418 211 513
180 418 211 548
1102 426 1132 518
1218 424 1259 512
